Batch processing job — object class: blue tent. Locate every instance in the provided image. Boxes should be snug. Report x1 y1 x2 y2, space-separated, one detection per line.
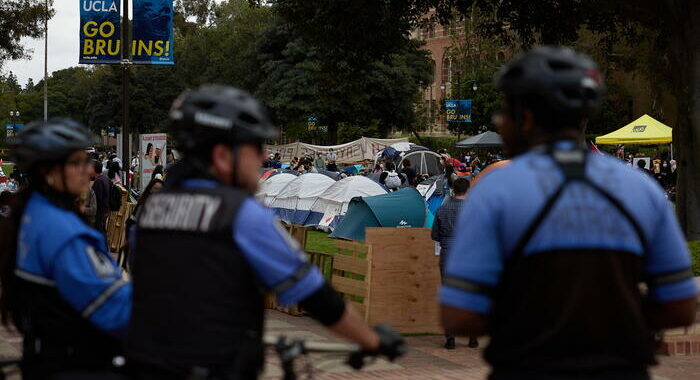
330 188 426 241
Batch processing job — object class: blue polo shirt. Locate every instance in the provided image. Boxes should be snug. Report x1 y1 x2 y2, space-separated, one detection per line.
440 146 698 315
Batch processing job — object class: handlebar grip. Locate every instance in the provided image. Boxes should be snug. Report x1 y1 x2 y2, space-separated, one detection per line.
347 350 367 370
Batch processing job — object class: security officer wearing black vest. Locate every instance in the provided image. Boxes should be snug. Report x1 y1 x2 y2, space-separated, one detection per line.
126 85 405 379
440 47 697 379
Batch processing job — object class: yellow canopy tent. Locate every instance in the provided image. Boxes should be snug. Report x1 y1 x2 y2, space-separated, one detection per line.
595 114 672 145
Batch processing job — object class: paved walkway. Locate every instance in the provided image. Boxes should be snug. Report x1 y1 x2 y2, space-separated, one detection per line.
262 310 700 380
0 311 697 379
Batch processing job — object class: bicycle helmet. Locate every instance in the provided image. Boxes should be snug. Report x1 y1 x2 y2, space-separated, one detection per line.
11 118 95 171
495 46 604 121
169 85 278 153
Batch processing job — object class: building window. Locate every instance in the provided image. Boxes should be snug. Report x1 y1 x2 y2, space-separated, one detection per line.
441 56 452 84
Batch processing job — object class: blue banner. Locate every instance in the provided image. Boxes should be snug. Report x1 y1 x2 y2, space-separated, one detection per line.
79 0 121 64
131 0 175 65
445 99 472 123
5 124 24 138
307 115 328 132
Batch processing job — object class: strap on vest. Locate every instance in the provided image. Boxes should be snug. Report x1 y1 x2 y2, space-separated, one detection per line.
511 146 647 258
442 275 494 296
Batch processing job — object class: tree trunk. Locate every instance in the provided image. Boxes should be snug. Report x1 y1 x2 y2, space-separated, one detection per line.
668 2 700 241
327 122 338 145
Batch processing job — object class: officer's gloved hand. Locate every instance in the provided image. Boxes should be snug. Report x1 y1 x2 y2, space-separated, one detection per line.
373 324 406 361
347 324 406 369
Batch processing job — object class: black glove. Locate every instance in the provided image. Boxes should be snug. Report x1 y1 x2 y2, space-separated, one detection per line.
373 324 406 361
347 324 406 369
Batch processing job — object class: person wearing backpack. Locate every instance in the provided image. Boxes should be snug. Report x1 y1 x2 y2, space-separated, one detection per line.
379 162 405 191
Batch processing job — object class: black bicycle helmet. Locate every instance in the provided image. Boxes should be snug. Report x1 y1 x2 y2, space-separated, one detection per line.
169 84 278 153
11 118 95 171
495 46 604 119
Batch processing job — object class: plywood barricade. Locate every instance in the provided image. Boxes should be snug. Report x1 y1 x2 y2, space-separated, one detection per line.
330 228 441 334
106 185 136 255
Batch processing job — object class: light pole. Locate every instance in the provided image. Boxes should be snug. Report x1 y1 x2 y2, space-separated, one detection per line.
43 0 48 121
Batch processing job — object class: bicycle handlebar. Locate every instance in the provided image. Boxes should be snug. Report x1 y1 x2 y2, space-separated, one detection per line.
263 335 360 353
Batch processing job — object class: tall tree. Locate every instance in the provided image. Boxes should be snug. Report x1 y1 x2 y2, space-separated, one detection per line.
0 0 53 62
255 20 433 143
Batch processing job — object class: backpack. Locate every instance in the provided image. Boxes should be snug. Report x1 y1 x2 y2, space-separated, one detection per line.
109 183 122 211
384 171 402 190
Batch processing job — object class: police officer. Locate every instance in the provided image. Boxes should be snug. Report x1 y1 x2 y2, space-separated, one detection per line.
439 47 698 380
127 85 405 379
0 119 131 379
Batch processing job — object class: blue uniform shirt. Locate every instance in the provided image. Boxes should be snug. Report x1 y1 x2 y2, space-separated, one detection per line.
440 147 698 314
16 192 131 337
182 179 325 306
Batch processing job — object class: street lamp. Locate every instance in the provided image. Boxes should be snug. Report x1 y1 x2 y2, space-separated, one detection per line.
9 111 20 127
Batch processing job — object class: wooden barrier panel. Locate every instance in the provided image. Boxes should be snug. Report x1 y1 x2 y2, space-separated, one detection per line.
365 227 442 334
106 185 135 254
329 240 371 320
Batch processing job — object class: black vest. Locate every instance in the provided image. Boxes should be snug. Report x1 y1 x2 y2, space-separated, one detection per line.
15 279 122 379
126 184 265 374
483 148 657 371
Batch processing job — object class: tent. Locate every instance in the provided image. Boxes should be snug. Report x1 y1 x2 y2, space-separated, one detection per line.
375 143 443 176
259 168 278 182
595 114 672 145
255 173 297 207
330 188 426 241
270 173 336 224
304 176 387 231
456 131 503 148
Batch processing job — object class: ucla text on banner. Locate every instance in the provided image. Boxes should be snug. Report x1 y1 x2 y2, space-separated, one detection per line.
79 0 121 64
131 0 175 65
445 100 473 122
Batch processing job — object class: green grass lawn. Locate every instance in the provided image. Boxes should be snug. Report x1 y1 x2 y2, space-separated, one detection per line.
689 241 700 276
305 230 339 254
1 164 13 177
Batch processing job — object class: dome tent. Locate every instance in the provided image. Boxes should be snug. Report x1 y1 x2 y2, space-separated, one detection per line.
255 173 297 207
270 173 336 224
304 176 387 231
374 143 443 177
330 188 426 241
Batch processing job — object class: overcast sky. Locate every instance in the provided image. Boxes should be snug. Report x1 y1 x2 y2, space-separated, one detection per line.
4 1 224 86
5 1 80 86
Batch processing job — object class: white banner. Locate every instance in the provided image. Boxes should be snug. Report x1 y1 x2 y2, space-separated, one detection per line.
265 137 408 163
140 133 167 190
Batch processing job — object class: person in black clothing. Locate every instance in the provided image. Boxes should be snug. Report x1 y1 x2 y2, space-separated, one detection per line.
431 178 478 350
401 158 417 186
91 160 110 234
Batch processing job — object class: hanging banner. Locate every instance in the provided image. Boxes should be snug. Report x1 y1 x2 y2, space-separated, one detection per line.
445 99 473 122
79 0 121 64
264 137 409 163
140 133 167 189
131 0 175 65
307 115 328 132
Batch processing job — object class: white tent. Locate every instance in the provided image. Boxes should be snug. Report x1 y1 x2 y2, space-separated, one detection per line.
270 173 336 224
255 173 297 207
303 176 387 231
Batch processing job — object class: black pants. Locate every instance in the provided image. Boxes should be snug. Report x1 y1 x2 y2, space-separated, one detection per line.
438 253 455 341
489 368 650 380
95 211 108 234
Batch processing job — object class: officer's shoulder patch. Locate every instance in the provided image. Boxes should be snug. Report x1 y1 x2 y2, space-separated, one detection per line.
85 246 115 278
